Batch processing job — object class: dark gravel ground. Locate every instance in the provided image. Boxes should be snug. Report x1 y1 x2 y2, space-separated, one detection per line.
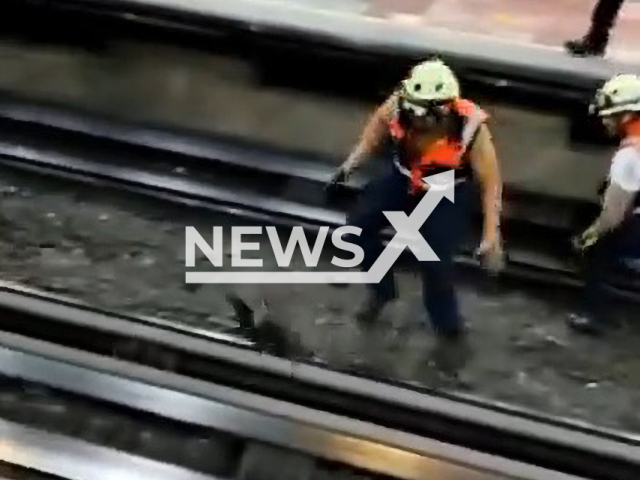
0 164 639 436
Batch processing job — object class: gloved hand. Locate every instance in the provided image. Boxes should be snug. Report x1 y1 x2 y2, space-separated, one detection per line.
324 162 353 197
572 225 599 252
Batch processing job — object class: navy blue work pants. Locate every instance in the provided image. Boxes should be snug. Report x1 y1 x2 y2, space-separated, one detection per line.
581 215 640 321
347 169 470 335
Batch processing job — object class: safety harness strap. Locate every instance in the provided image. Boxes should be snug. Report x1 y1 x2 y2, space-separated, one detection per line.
392 105 485 186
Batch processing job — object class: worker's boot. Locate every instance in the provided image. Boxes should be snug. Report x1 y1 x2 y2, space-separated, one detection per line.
429 328 472 377
355 294 388 325
565 36 607 57
566 0 624 57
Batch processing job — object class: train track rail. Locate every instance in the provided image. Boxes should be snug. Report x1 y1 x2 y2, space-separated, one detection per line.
0 100 637 302
0 338 565 480
0 284 638 479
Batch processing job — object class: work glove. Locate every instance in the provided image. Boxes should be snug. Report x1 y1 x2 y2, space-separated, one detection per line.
324 162 353 198
572 225 599 252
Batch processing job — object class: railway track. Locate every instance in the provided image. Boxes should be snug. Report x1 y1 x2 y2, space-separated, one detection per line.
0 4 637 479
0 284 638 480
0 102 637 303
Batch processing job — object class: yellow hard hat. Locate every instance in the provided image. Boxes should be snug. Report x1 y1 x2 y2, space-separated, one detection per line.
592 74 640 116
401 59 460 104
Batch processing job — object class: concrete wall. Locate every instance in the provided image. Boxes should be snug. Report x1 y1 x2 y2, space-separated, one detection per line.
0 37 611 200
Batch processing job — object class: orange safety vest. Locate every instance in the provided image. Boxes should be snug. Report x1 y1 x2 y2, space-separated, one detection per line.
622 116 640 143
599 117 640 208
617 117 640 157
389 99 488 193
621 118 640 213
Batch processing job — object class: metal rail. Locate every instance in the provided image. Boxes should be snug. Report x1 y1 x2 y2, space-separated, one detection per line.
0 118 638 300
0 418 220 480
0 95 589 227
0 332 587 480
0 281 253 348
0 284 638 480
0 113 345 226
0 98 345 187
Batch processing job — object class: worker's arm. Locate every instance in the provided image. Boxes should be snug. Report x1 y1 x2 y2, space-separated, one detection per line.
579 148 640 248
469 124 503 253
591 182 635 234
341 96 396 172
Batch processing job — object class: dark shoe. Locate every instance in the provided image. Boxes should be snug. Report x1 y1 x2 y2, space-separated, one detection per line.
355 295 388 325
567 313 605 336
226 294 255 333
565 38 606 57
429 330 472 375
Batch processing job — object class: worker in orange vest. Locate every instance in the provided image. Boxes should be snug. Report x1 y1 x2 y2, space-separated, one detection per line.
330 58 504 351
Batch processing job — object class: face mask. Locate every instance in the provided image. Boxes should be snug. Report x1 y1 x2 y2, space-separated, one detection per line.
401 99 449 129
402 101 428 117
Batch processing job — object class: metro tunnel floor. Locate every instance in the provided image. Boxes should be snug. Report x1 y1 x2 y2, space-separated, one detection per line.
0 165 638 436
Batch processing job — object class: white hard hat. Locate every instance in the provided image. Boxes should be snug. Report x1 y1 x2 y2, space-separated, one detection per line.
592 74 640 117
401 59 460 104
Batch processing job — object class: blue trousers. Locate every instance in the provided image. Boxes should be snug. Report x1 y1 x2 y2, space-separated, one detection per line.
347 169 471 334
581 215 640 321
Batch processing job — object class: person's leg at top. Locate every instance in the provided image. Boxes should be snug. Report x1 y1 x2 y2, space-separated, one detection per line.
566 0 625 57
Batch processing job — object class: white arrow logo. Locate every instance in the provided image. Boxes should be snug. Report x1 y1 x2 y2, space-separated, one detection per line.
186 170 455 284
